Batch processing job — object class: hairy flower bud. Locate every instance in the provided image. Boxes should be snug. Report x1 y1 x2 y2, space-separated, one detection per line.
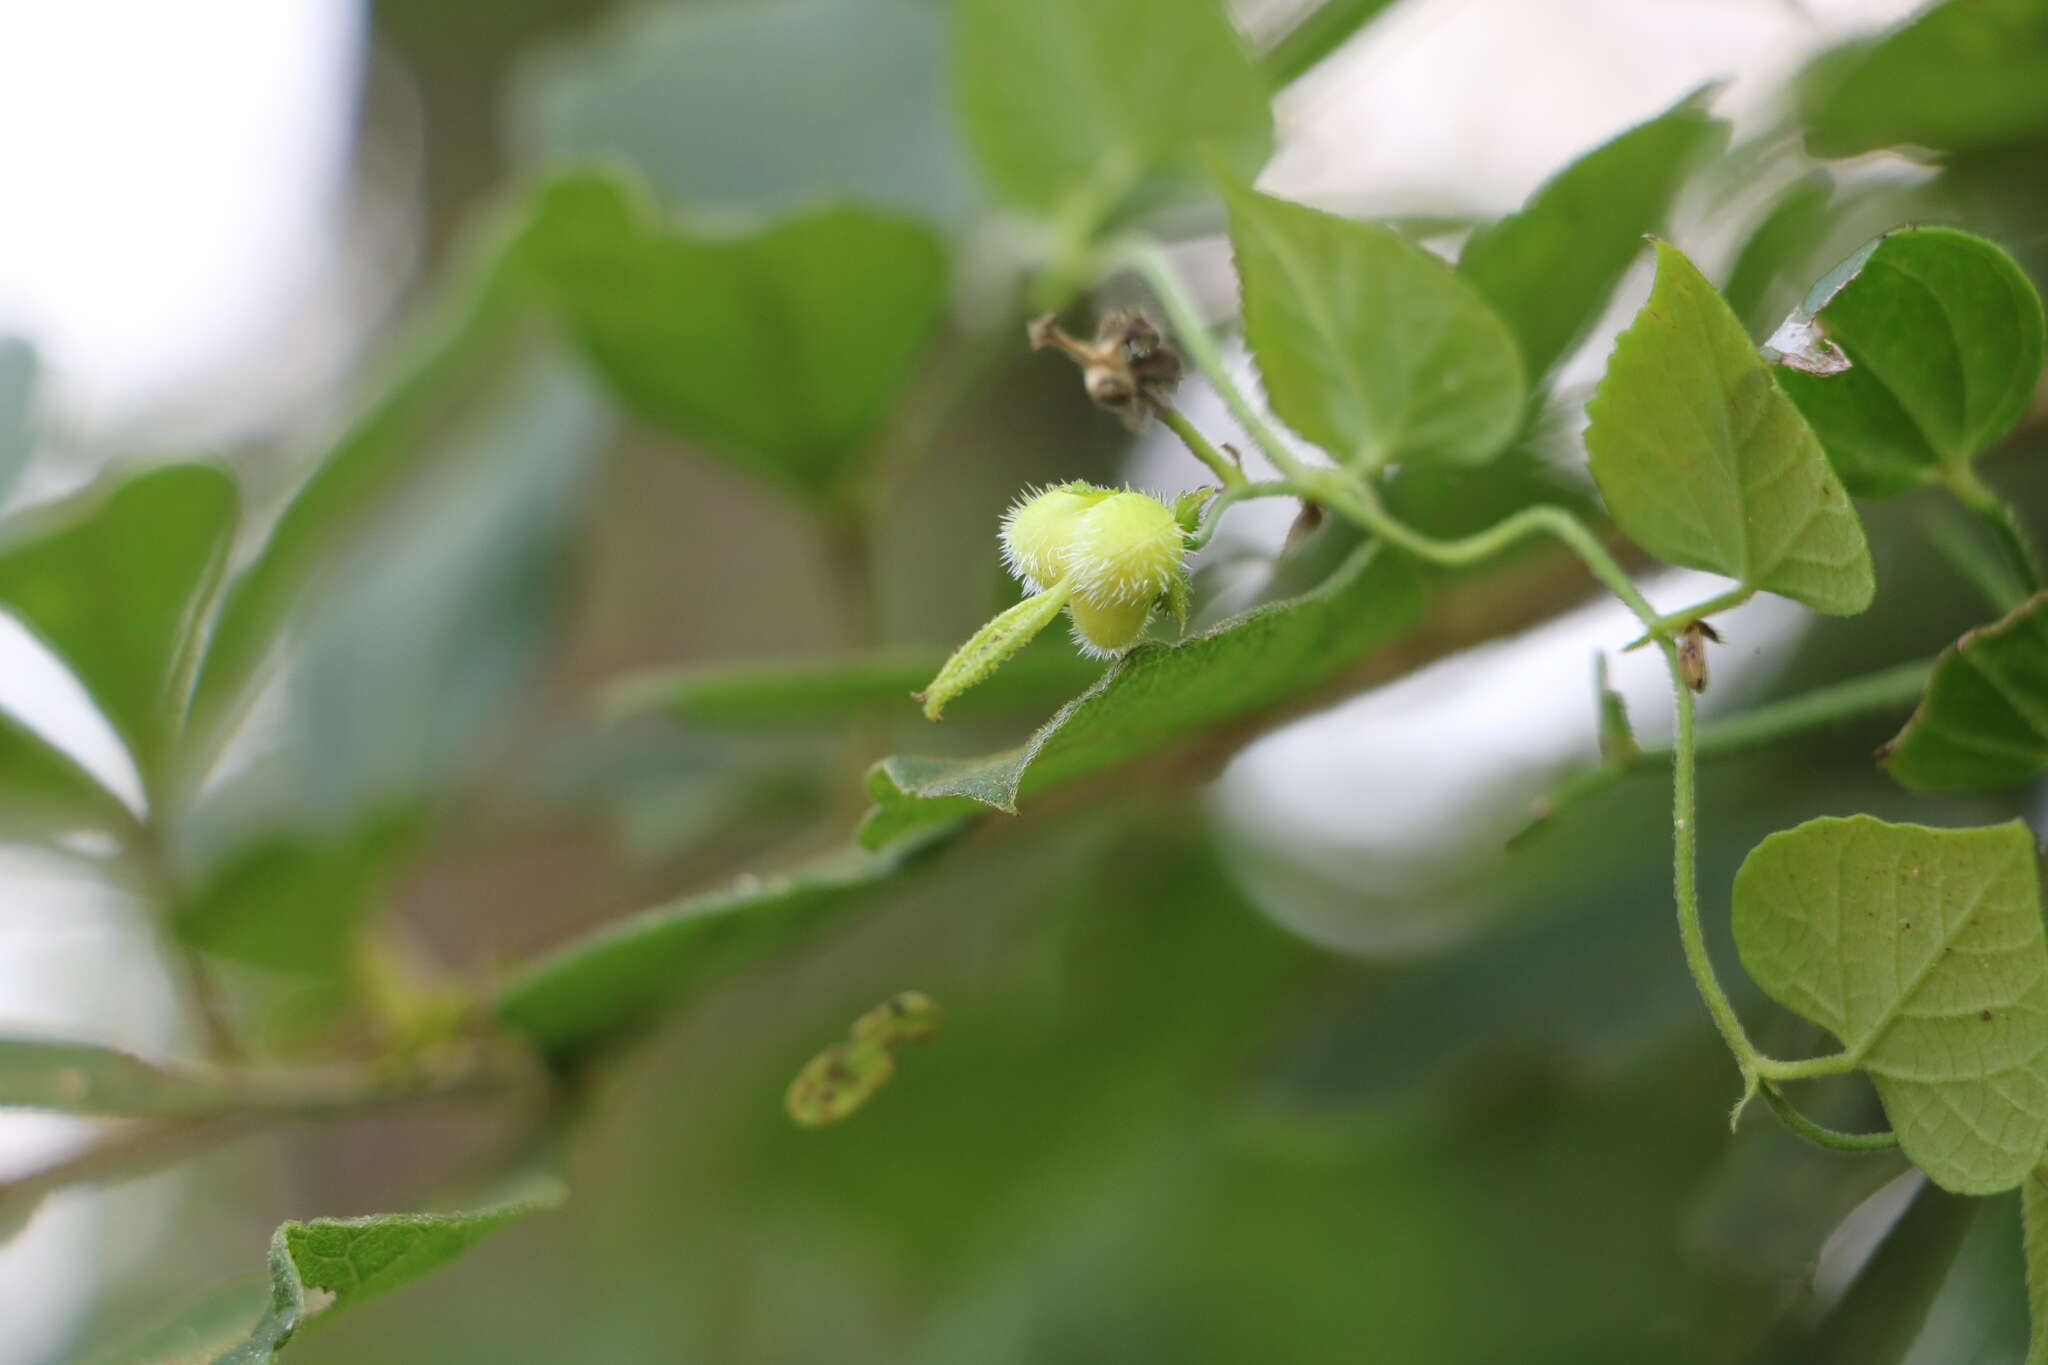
1000 483 1108 590
1061 490 1184 607
1067 596 1155 656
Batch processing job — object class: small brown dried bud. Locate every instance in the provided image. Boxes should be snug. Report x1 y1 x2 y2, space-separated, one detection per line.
1028 309 1183 432
1677 619 1721 693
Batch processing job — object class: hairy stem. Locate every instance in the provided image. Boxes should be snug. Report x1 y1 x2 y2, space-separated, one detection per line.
1154 404 1248 487
1115 241 1314 483
1304 473 1767 1078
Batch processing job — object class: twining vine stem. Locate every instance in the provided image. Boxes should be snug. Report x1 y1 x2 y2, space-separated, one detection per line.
1121 236 1893 1136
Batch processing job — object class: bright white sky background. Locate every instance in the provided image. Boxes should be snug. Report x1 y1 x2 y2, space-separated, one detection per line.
0 0 1936 1360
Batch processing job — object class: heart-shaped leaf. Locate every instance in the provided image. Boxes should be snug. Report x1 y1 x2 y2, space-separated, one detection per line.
1221 175 1526 468
1734 815 2048 1194
525 171 948 502
1775 227 2046 497
956 0 1271 223
1584 240 1875 614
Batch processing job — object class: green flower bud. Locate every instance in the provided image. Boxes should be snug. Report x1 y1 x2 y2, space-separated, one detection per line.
1001 483 1109 591
1062 490 1184 607
1067 595 1155 656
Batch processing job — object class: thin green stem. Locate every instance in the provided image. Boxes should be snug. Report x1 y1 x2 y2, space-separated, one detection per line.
1187 479 1313 551
1154 404 1249 488
1756 1082 1900 1153
1755 1050 1857 1082
1307 472 1766 1077
1114 240 1314 482
1949 466 2042 596
1665 657 1765 1077
1520 660 1935 839
1628 585 1756 645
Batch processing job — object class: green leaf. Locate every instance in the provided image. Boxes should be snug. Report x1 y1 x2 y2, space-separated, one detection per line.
209 1178 564 1364
0 336 35 507
74 1280 269 1365
2028 1166 2048 1365
1800 0 2048 160
495 828 961 1058
1583 239 1875 615
1458 91 1726 384
1880 590 2048 790
1221 175 1526 468
864 541 1423 835
956 0 1272 221
0 1036 216 1115
173 811 424 977
1775 227 2046 498
517 0 972 224
603 644 1102 729
1723 172 1837 335
0 463 238 785
524 172 948 501
285 354 604 821
1733 815 2048 1194
186 221 537 760
0 705 132 839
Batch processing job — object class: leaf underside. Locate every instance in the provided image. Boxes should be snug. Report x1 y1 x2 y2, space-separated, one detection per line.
1733 815 2048 1194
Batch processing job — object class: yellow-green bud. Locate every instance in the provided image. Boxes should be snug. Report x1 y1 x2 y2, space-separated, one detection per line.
1062 491 1184 607
1067 596 1155 656
1000 483 1109 591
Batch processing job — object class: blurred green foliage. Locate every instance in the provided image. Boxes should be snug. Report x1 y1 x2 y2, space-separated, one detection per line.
6 1 2048 1363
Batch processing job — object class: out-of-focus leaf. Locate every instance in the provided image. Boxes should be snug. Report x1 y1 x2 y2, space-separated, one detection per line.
0 1036 217 1115
1764 1178 1977 1365
1724 172 1837 334
0 337 35 507
0 463 237 786
956 0 1272 222
1801 0 2048 160
1259 0 1403 87
74 1280 269 1365
1881 591 2048 790
186 223 536 759
173 811 424 978
518 0 971 225
208 1177 564 1365
0 708 132 839
865 542 1423 838
1733 815 2048 1194
524 172 947 503
1776 228 2045 498
1584 240 1874 614
288 355 603 825
604 644 1103 730
1458 90 1726 384
1220 175 1525 468
495 826 963 1059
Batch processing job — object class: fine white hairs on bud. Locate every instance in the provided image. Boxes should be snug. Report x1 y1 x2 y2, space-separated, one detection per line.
919 483 1195 718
